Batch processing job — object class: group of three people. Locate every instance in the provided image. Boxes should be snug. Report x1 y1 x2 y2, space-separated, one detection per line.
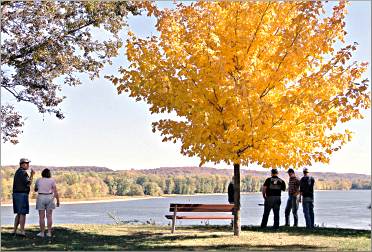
261 167 315 229
228 167 315 229
12 158 60 237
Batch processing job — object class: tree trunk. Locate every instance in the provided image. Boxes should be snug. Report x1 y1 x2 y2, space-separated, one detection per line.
233 163 241 236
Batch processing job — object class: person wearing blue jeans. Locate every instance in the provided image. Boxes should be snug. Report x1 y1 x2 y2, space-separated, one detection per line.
299 168 315 229
285 168 300 227
302 197 314 228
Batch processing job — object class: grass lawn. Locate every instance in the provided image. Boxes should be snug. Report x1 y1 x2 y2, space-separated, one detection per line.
1 224 370 251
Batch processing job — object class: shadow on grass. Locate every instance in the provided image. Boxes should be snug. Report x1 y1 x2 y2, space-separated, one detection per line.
2 226 192 251
190 225 371 238
1 225 369 251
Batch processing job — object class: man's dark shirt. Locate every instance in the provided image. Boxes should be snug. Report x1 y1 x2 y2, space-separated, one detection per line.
228 182 234 204
263 176 286 197
12 168 31 194
300 176 315 199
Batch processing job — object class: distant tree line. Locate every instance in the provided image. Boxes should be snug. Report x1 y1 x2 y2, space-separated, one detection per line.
350 179 371 190
1 168 370 201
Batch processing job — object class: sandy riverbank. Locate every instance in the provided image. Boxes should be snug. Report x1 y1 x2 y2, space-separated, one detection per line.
0 196 164 207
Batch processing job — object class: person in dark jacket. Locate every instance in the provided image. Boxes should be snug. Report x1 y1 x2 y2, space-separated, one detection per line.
299 168 315 228
228 177 234 226
12 158 34 236
228 177 234 204
260 169 286 230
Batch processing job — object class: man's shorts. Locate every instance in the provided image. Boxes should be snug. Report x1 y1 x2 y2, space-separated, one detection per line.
36 194 56 210
12 193 29 214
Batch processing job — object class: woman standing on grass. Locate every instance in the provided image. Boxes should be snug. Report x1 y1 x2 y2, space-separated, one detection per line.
34 169 60 237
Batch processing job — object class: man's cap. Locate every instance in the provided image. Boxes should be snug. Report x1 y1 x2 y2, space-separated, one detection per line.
19 158 31 164
287 168 295 174
303 167 309 173
271 168 278 174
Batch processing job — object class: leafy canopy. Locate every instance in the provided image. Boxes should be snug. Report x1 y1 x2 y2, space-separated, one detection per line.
1 1 153 143
110 1 370 168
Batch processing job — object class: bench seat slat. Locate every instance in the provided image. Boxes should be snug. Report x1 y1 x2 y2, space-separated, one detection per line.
165 215 233 220
169 208 233 212
169 204 234 212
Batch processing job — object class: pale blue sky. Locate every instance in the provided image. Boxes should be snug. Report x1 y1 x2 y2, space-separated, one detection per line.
1 2 371 175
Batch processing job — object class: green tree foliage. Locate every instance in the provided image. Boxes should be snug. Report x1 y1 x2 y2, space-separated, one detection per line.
143 182 163 196
351 179 371 190
0 1 149 143
115 177 132 196
127 184 144 196
164 177 175 194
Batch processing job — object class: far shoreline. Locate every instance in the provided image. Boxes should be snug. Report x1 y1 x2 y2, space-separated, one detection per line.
0 192 258 207
1 190 368 207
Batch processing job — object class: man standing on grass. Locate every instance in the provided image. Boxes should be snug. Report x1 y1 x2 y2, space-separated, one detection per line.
285 168 300 227
260 169 286 230
12 158 34 236
227 177 234 205
299 168 315 229
227 177 234 227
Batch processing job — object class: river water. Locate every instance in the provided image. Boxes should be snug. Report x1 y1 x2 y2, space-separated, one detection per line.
1 190 370 229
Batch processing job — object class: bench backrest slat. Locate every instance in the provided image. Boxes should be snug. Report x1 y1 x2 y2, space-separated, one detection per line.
169 203 234 212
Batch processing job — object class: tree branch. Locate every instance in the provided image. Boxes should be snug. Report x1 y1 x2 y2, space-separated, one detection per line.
259 25 304 99
5 20 96 63
245 2 271 56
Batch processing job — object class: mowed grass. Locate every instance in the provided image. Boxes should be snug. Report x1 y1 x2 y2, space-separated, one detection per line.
1 224 370 251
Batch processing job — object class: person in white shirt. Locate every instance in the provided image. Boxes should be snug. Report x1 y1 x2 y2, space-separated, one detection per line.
34 168 60 237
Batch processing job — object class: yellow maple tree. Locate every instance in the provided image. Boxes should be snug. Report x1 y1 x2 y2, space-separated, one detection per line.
109 1 370 235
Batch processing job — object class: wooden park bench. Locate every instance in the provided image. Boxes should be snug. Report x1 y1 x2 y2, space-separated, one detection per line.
165 203 235 233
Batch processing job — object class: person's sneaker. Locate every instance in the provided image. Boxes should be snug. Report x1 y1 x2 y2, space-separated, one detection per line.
46 232 52 237
36 232 44 238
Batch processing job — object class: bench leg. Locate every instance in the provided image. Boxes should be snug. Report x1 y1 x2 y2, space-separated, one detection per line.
171 218 176 234
171 206 177 234
231 211 235 231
